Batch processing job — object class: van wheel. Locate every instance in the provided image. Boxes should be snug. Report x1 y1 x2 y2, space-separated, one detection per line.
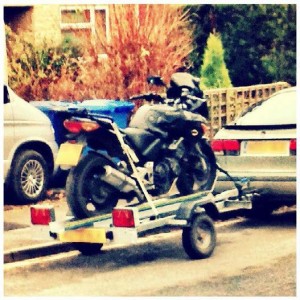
10 150 49 204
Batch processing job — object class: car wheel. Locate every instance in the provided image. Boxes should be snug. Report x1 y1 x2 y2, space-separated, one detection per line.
10 150 49 204
246 203 275 219
245 194 275 219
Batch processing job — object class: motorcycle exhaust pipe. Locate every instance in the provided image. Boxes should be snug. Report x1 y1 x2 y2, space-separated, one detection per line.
101 165 138 193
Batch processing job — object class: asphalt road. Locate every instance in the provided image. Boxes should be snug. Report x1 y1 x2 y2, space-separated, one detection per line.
4 208 296 297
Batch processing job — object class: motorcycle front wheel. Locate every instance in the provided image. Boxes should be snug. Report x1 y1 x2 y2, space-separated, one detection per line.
66 153 119 219
177 141 217 195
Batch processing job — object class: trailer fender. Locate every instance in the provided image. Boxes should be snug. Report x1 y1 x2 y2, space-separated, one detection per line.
175 201 206 222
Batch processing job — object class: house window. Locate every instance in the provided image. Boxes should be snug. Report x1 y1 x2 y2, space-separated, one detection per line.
60 5 109 56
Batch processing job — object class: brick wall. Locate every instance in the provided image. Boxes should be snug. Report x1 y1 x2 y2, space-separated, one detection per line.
31 5 61 47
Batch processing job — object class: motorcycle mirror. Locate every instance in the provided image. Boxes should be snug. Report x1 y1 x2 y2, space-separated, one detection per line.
147 76 166 87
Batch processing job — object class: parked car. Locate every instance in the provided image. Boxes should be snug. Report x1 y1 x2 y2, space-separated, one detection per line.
211 87 296 213
3 85 58 203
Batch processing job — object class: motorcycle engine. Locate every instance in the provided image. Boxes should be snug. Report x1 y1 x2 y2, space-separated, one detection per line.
153 141 185 195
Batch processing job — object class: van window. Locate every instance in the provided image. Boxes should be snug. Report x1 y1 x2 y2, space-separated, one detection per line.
4 85 10 104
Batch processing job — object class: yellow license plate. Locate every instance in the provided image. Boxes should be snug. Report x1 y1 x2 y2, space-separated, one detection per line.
55 143 83 166
58 228 107 243
242 140 289 156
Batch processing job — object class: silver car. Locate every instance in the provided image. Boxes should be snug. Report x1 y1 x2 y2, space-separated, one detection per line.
4 85 58 203
211 87 296 212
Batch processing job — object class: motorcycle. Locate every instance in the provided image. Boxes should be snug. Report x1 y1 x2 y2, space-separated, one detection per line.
57 72 217 219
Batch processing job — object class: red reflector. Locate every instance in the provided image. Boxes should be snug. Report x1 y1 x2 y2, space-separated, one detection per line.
112 208 135 228
211 140 240 151
290 139 297 151
30 205 55 225
63 119 82 134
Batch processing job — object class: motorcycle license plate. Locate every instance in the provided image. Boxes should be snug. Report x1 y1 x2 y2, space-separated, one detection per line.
55 143 83 166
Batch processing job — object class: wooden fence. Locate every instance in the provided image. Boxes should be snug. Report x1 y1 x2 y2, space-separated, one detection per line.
204 81 291 139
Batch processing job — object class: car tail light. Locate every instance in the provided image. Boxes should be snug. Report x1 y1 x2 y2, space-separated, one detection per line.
290 139 296 155
211 139 240 155
30 205 55 225
211 140 223 152
112 208 136 228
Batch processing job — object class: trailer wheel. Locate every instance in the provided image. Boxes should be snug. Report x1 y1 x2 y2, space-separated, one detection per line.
182 214 216 259
72 243 103 255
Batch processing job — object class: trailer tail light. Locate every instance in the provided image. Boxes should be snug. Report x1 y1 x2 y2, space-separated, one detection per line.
211 139 240 155
30 205 55 225
112 208 137 228
290 139 296 155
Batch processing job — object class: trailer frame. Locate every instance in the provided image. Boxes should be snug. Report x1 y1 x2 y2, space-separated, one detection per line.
31 175 259 259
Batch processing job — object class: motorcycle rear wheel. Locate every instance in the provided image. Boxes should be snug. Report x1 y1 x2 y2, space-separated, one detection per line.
66 153 119 219
177 141 216 195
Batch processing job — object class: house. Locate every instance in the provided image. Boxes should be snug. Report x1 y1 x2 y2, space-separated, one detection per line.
4 4 110 55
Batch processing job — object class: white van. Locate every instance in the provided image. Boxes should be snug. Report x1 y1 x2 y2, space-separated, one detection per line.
3 85 58 203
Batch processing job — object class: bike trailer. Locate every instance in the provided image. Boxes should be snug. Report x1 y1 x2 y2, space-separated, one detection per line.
30 185 257 259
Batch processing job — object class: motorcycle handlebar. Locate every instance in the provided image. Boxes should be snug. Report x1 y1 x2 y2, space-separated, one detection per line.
128 92 205 103
184 94 205 102
128 93 164 102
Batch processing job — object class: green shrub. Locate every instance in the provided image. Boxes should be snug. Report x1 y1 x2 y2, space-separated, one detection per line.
5 25 80 101
200 33 232 90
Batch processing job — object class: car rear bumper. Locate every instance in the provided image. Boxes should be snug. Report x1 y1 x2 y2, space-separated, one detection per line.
214 172 296 196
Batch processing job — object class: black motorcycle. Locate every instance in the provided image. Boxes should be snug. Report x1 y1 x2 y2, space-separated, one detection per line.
57 72 217 219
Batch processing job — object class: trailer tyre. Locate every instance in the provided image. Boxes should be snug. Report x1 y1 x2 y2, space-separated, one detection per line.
72 242 103 255
182 214 216 259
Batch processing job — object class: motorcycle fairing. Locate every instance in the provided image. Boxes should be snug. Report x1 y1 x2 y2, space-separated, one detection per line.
167 72 203 99
123 127 162 161
129 105 184 129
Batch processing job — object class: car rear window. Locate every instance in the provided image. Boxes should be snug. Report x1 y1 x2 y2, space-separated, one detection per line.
234 89 296 126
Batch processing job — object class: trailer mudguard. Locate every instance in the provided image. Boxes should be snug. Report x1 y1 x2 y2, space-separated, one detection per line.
175 201 206 222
